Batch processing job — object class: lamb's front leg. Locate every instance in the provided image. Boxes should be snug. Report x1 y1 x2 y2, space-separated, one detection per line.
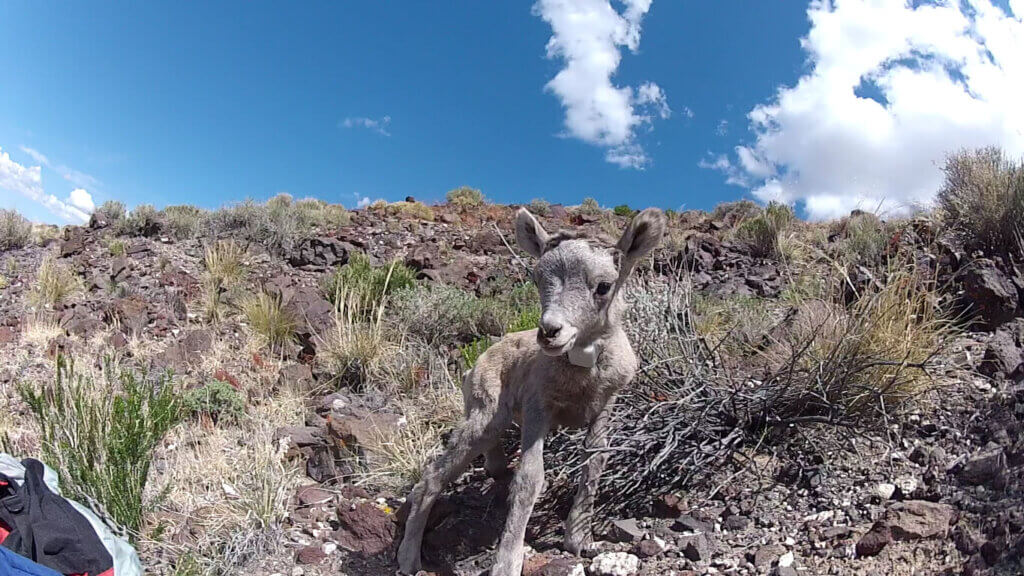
491 409 549 576
564 399 613 554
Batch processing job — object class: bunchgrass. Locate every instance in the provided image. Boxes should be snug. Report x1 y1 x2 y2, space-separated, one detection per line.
29 253 82 309
241 292 296 354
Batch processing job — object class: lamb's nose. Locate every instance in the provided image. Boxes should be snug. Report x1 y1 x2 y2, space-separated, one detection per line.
539 318 563 339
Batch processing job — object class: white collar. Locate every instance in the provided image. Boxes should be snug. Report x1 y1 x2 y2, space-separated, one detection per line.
566 341 602 368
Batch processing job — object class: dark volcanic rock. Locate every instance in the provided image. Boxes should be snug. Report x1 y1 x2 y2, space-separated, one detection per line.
288 237 349 269
980 318 1024 381
963 259 1019 330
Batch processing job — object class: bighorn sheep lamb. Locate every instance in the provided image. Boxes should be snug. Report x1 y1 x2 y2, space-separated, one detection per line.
398 207 666 576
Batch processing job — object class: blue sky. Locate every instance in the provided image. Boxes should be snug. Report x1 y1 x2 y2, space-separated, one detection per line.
2 1 1022 224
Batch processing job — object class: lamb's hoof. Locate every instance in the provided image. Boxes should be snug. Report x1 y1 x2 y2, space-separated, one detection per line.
564 534 595 556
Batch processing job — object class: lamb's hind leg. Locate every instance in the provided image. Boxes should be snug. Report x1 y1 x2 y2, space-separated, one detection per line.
397 408 507 575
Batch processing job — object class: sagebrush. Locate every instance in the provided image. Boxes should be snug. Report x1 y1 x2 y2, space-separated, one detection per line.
20 358 183 533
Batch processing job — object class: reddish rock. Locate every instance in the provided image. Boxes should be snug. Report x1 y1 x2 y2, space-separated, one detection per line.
0 326 17 345
334 501 395 556
295 544 326 565
295 485 335 507
212 368 240 389
886 500 955 541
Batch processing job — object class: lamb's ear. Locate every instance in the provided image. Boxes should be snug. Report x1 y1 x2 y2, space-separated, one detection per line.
616 208 666 272
515 208 549 258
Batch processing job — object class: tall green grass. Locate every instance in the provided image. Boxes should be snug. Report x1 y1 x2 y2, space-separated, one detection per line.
20 358 183 533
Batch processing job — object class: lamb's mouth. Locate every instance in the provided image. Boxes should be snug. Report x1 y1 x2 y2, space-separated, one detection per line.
539 335 576 357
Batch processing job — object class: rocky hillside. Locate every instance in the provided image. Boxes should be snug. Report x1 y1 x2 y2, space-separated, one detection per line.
0 166 1022 576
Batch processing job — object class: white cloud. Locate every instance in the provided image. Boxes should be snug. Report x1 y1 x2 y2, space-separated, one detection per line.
20 145 99 189
698 152 749 187
68 188 95 213
534 0 669 169
718 0 1024 220
1 147 93 223
342 116 392 137
716 119 729 136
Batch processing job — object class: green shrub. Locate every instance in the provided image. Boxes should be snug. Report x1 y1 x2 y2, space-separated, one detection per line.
711 199 760 224
322 251 416 315
161 205 206 240
938 147 1024 257
293 198 351 229
735 201 795 259
613 204 635 217
446 186 484 208
506 307 540 333
578 197 602 216
0 209 32 250
115 204 160 237
97 200 126 221
182 379 245 424
840 212 888 266
19 358 183 533
242 292 296 354
528 199 551 216
108 239 126 256
205 198 309 255
459 338 492 369
29 253 82 308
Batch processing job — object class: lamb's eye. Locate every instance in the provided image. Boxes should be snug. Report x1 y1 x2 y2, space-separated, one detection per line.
595 282 612 296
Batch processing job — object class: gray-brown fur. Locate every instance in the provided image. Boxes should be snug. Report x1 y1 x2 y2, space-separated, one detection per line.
397 207 666 576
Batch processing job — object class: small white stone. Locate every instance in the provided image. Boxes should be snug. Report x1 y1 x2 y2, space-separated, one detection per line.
322 542 337 555
784 536 796 546
588 551 640 576
876 483 897 500
291 568 304 576
779 551 795 568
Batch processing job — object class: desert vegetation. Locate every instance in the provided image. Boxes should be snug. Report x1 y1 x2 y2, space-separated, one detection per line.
0 152 1022 575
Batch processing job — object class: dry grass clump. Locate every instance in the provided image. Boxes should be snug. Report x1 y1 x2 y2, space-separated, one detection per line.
363 374 463 489
29 253 83 309
751 265 949 422
938 146 1024 257
294 197 351 229
0 208 33 250
317 294 399 390
241 292 296 354
150 387 304 575
386 201 435 221
734 201 795 259
201 240 246 322
446 185 485 208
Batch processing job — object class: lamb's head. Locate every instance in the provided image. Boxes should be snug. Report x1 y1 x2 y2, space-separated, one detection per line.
515 206 666 356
